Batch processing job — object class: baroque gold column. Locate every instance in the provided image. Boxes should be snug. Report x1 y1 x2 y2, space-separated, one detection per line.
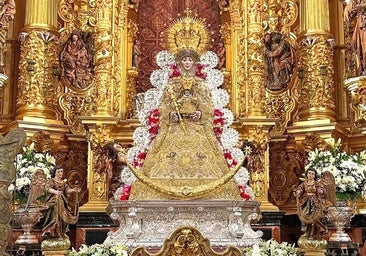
229 0 277 211
245 0 266 118
15 0 60 121
80 0 131 211
296 0 336 122
93 0 113 116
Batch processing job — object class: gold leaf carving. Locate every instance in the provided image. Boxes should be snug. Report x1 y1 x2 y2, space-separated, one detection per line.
59 92 94 135
131 226 242 256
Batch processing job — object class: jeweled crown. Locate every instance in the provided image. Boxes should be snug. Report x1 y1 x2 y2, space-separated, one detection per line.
167 15 209 55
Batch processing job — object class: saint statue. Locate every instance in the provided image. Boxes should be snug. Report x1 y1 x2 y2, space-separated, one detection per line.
264 32 295 91
344 0 366 76
60 30 94 90
119 16 252 201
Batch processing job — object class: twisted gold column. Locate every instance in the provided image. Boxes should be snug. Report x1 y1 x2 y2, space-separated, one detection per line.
296 0 336 121
16 0 59 121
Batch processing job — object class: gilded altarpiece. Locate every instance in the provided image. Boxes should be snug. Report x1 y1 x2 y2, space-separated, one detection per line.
3 0 366 216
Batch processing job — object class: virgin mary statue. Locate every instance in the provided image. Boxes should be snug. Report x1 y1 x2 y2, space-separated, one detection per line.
122 16 253 201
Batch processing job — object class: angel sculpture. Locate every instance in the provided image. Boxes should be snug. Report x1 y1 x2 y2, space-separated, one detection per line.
293 168 335 240
28 165 80 240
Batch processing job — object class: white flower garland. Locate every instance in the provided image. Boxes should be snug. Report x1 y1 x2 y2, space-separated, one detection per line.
206 69 224 90
222 108 234 127
150 69 169 89
220 127 239 150
156 50 174 68
211 88 229 109
132 127 150 148
200 51 218 68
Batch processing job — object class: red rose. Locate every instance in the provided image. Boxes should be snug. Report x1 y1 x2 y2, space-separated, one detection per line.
214 109 224 117
169 64 181 78
238 185 251 200
214 117 225 126
195 64 207 79
213 127 223 135
120 184 132 200
148 125 159 135
224 152 233 159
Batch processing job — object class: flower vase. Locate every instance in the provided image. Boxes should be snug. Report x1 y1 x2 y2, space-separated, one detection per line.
327 200 355 242
13 206 42 244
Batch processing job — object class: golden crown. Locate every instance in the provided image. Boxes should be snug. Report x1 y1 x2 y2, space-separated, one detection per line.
167 15 209 55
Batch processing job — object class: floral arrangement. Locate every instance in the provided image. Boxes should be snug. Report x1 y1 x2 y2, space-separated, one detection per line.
9 142 56 205
306 138 366 200
68 244 129 256
243 239 299 256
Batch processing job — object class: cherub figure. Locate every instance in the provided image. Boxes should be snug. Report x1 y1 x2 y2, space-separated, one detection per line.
293 168 335 240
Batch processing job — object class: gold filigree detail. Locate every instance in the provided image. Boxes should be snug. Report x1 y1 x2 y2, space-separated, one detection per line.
296 35 335 120
266 93 296 136
241 127 269 201
28 131 57 153
128 161 243 200
344 77 366 128
59 92 94 135
88 124 112 151
131 226 242 256
167 15 209 55
17 31 59 113
301 133 329 153
269 141 303 208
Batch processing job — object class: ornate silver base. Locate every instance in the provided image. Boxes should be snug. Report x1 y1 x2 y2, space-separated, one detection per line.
105 200 262 248
328 202 355 242
13 207 43 244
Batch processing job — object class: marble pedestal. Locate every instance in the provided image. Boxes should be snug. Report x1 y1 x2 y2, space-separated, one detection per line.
104 200 263 249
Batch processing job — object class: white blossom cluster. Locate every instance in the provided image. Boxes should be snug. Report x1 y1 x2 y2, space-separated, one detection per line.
69 243 129 256
9 142 56 203
244 239 299 256
306 139 366 197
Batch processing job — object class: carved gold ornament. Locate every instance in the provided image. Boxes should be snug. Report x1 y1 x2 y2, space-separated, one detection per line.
131 226 242 256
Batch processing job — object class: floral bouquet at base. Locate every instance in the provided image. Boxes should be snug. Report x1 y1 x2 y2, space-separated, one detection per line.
8 142 56 205
243 239 299 256
306 138 366 201
68 244 129 256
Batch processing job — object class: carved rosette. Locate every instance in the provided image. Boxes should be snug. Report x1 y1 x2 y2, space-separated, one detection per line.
16 30 59 119
296 35 336 121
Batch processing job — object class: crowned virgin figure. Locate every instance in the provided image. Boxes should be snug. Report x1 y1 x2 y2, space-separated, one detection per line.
124 16 252 200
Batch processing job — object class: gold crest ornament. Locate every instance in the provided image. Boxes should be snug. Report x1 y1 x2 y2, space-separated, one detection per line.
167 15 209 55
